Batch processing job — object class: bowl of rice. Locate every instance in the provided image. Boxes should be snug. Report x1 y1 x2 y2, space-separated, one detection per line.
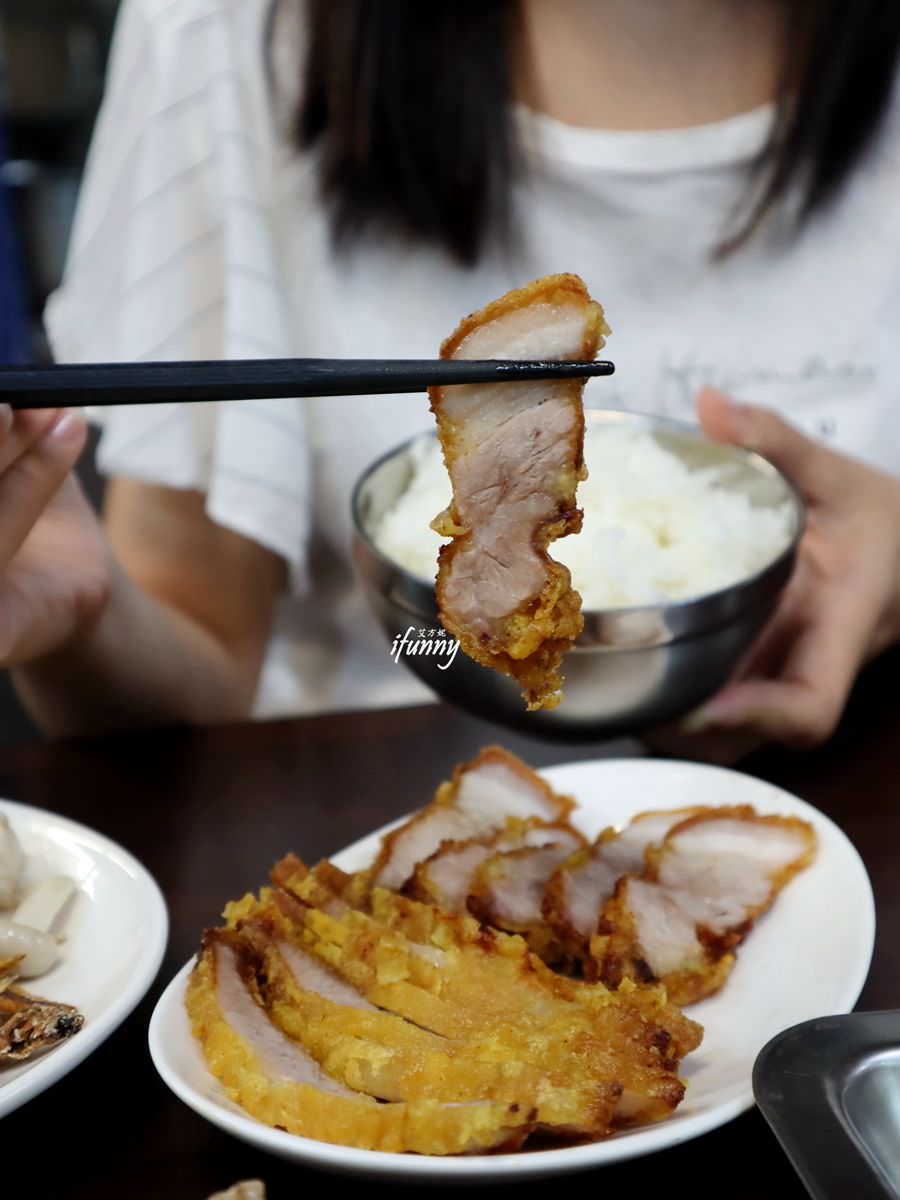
352 409 803 740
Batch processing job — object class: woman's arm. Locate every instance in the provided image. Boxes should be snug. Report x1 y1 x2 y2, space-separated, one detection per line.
12 473 285 738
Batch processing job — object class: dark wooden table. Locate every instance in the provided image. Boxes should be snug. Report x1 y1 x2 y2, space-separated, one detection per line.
3 652 899 1198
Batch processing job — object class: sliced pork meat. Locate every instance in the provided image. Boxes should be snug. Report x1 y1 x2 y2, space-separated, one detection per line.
650 808 817 931
277 939 378 1012
409 839 496 914
368 755 815 1006
370 806 481 893
468 836 584 960
363 885 702 1070
186 929 535 1155
589 809 816 1004
592 875 737 1003
543 838 630 959
370 746 574 891
409 818 583 914
255 880 696 1130
236 918 611 1136
544 808 706 959
202 931 357 1097
448 747 575 823
430 274 609 710
614 808 709 870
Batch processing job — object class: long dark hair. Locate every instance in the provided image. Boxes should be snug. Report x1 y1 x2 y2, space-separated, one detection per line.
292 1 900 265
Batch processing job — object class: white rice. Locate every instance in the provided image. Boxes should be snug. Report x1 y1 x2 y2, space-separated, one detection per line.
373 426 794 609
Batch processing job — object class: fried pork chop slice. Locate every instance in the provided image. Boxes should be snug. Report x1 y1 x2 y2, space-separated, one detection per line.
186 929 535 1154
369 746 574 892
408 839 498 914
233 913 612 1136
274 868 700 1126
589 808 817 1005
467 832 584 961
276 856 701 1065
408 818 582 915
363 883 702 1066
430 274 609 710
544 808 707 961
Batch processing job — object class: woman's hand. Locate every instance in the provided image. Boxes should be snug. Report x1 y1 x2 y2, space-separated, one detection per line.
684 387 900 749
0 406 112 666
0 403 284 736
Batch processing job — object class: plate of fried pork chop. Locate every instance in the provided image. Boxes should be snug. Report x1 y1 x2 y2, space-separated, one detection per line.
150 754 873 1181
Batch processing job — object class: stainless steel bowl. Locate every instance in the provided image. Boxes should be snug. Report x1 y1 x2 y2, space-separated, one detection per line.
351 409 803 741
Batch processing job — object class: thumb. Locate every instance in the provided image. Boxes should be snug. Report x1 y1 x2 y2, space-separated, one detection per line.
697 386 835 502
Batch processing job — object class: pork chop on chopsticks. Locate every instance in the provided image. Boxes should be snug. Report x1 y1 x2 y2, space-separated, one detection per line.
430 274 609 710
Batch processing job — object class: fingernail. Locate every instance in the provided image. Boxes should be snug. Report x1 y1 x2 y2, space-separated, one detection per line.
50 408 86 444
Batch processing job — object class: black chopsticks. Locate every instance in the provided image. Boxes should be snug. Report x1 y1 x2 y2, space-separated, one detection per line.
0 357 615 409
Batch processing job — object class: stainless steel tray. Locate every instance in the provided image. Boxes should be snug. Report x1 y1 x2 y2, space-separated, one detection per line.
754 1011 900 1200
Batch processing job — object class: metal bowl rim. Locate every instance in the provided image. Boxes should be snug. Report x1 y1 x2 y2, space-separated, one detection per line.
351 407 805 639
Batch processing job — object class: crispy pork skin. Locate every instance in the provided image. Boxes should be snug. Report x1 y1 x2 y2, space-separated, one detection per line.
186 930 535 1154
430 275 609 710
235 915 613 1136
272 868 699 1128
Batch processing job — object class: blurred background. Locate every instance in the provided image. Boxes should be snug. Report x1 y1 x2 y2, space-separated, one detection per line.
1 0 117 359
0 0 118 742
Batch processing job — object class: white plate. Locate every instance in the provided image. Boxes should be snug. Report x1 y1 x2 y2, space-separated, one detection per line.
0 799 168 1118
149 758 874 1181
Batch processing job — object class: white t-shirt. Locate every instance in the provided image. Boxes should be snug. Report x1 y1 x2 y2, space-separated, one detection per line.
45 0 900 718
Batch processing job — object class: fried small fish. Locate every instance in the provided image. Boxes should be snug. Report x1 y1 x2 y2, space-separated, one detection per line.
0 976 84 1063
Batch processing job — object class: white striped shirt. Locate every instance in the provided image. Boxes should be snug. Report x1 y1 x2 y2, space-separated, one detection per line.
46 0 900 716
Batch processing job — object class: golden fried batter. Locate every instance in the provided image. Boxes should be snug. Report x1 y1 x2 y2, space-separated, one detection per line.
186 929 535 1155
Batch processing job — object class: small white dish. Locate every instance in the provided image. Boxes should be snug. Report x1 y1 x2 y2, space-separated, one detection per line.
0 799 168 1119
149 758 874 1181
